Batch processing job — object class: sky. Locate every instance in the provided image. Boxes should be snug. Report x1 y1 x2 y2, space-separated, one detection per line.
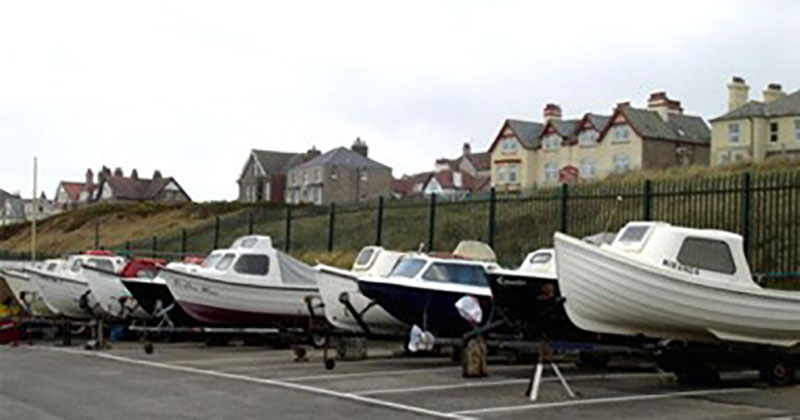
1 0 799 201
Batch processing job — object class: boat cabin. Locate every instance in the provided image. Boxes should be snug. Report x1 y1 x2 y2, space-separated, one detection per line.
516 249 557 279
385 253 498 290
351 246 404 276
70 252 126 276
605 222 754 286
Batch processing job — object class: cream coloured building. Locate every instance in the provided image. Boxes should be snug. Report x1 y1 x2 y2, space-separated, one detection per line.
710 77 800 166
489 93 710 192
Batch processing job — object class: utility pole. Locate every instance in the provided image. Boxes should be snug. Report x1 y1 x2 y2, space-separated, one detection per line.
31 157 38 261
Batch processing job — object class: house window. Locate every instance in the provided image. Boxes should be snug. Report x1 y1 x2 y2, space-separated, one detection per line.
795 119 800 142
501 137 519 153
497 166 507 183
718 151 731 166
613 154 630 172
580 158 596 178
508 165 518 183
360 171 368 182
613 125 630 143
544 163 558 182
315 168 321 182
578 130 597 147
770 122 779 143
314 188 322 205
303 171 309 184
542 134 560 150
728 123 740 143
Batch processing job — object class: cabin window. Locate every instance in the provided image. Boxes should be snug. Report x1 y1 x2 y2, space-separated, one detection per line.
529 253 552 264
239 237 258 248
47 262 57 271
422 263 489 287
215 254 236 271
136 269 158 279
233 254 270 275
355 248 375 266
71 260 83 272
389 258 427 278
202 253 223 268
676 237 736 275
619 225 650 242
87 258 114 272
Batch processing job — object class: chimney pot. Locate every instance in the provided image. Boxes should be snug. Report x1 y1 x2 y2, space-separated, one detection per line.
351 137 368 157
768 83 782 91
113 167 123 177
85 168 94 185
131 169 138 179
543 103 562 122
732 76 745 84
153 170 162 179
728 76 750 111
462 142 471 156
763 83 786 103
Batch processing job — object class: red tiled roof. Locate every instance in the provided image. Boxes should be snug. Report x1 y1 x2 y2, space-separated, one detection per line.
59 182 97 201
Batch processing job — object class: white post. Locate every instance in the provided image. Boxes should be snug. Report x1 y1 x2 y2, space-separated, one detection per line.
31 157 37 262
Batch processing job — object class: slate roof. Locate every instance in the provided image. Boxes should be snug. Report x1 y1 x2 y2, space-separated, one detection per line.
251 150 304 174
506 119 545 149
618 106 710 144
551 119 579 137
436 151 492 172
292 147 391 171
710 89 800 122
98 176 190 201
586 113 611 131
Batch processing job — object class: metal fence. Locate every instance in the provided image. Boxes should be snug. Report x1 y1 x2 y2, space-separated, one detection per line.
8 170 800 283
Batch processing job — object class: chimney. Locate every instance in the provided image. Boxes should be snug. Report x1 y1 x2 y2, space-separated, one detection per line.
462 142 471 156
763 83 786 103
85 168 94 185
543 104 562 122
130 169 138 180
351 137 368 157
305 146 321 162
153 170 162 180
113 167 123 177
98 166 111 183
647 91 683 121
728 76 749 111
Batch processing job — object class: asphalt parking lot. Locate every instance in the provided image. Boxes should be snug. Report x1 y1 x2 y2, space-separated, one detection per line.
2 340 799 419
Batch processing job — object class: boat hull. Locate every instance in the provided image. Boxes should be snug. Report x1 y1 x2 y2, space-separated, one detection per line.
161 269 322 328
28 270 93 319
358 280 491 337
1 269 56 317
554 233 800 347
84 268 151 320
121 279 199 326
317 266 407 335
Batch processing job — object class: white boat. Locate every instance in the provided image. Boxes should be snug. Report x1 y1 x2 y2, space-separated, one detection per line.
27 252 126 319
315 246 407 335
160 235 322 327
83 258 166 320
554 221 800 348
120 260 201 326
1 263 57 317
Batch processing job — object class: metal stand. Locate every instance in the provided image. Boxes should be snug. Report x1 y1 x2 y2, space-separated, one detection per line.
526 341 578 402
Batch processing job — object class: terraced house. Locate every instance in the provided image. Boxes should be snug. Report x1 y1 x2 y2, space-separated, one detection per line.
489 93 710 192
710 77 800 166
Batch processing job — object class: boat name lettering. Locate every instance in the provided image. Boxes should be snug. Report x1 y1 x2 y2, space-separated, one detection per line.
662 259 699 275
173 277 220 296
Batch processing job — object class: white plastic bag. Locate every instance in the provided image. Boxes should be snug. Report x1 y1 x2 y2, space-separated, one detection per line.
455 295 483 325
407 324 435 352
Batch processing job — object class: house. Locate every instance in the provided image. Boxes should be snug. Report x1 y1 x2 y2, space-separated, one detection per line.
434 142 492 178
391 171 432 199
421 169 490 200
92 167 191 202
489 93 710 191
392 142 491 200
54 169 98 209
0 189 59 226
237 148 318 203
710 76 800 166
286 138 392 205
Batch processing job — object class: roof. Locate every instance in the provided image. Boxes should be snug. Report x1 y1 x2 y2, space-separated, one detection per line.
292 147 391 171
425 170 488 192
506 119 545 148
100 176 190 201
58 181 96 201
391 178 415 195
251 150 304 174
612 106 710 144
711 89 800 122
435 151 491 173
586 113 611 131
551 119 579 137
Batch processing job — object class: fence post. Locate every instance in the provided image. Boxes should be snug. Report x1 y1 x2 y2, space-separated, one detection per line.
741 172 752 261
152 236 158 257
125 241 131 252
376 196 384 246
248 211 254 235
560 183 569 234
94 219 100 249
327 202 336 252
181 229 187 255
285 206 292 252
487 188 496 248
213 216 220 249
428 194 437 251
643 180 652 221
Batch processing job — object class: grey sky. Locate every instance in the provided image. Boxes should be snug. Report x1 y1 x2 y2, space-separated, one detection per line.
1 0 798 201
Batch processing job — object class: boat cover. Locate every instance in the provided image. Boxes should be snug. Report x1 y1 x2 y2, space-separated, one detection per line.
453 241 496 262
277 251 318 286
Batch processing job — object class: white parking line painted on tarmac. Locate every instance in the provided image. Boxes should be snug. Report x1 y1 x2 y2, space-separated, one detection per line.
279 366 462 382
355 372 669 396
32 346 474 420
451 387 758 416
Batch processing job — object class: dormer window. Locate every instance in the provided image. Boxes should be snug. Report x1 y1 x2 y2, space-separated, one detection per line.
613 125 630 143
501 137 519 154
578 130 597 147
542 134 560 150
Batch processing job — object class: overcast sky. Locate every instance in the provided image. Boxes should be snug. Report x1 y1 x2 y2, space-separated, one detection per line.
1 0 798 201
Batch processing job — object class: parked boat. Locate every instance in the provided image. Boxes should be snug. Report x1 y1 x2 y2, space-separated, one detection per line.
358 241 498 337
27 251 126 319
160 236 321 327
0 263 58 317
554 221 800 348
84 258 166 320
316 246 407 335
120 259 202 326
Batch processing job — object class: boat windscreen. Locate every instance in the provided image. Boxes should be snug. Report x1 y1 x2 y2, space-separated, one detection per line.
202 253 223 268
619 225 649 242
87 258 114 272
354 248 375 267
422 263 489 287
529 253 552 264
389 258 427 278
215 254 236 271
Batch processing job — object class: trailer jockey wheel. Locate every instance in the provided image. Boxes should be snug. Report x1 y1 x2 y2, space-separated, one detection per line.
324 358 336 370
143 341 154 354
462 336 488 378
760 356 796 387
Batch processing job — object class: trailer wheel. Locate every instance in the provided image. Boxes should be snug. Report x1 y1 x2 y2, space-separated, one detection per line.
324 359 336 370
760 357 796 387
310 334 327 349
143 341 154 354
